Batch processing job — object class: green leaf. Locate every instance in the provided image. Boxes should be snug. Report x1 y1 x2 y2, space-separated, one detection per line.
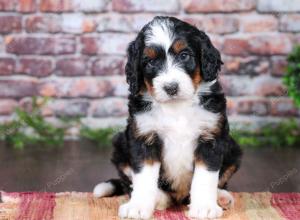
284 45 300 108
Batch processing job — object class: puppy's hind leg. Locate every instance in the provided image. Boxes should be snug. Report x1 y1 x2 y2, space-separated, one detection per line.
93 179 129 198
155 189 172 210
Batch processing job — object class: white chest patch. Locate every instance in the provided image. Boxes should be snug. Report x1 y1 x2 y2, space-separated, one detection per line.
135 98 220 199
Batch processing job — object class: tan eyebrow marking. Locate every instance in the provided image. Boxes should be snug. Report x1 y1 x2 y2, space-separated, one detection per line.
192 66 202 88
172 39 188 54
143 47 157 59
144 79 154 95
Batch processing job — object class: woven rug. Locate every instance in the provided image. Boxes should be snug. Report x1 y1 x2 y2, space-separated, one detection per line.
0 192 299 220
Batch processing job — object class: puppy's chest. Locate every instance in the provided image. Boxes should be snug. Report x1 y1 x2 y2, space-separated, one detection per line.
135 103 219 193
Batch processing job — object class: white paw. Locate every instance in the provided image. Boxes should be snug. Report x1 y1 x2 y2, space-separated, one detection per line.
217 189 234 210
118 201 154 219
189 203 223 219
156 190 172 210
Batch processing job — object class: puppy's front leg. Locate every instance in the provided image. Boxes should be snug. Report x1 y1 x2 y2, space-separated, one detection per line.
119 162 160 219
189 164 223 219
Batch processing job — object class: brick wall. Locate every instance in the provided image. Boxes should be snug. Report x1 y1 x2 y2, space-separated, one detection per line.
0 0 299 130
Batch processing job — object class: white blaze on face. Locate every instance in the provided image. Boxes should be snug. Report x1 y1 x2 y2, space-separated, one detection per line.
145 20 195 103
145 19 173 50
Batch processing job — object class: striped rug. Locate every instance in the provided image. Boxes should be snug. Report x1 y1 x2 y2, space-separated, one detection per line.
0 192 299 220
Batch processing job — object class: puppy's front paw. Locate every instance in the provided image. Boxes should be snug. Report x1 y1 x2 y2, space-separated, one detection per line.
218 189 234 210
189 203 223 219
118 201 154 219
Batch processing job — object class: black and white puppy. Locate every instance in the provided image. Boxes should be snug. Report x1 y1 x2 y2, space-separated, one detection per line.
93 16 242 219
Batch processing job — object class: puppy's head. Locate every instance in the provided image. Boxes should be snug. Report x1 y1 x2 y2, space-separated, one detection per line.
126 16 222 103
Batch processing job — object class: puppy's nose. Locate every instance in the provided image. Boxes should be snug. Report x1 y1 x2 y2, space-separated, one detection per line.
163 82 179 96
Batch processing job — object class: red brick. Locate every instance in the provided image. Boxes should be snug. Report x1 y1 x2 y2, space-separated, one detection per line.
91 98 128 117
18 0 36 12
271 57 288 77
76 0 109 12
236 98 270 116
0 58 15 75
92 56 125 76
248 35 293 55
258 0 300 12
80 37 98 55
38 78 113 98
222 56 270 75
112 0 180 13
109 76 128 97
0 0 15 11
220 75 286 97
224 35 293 56
61 14 96 34
97 14 133 33
49 99 90 117
56 57 88 76
6 36 76 55
240 15 278 33
40 0 73 12
183 0 255 13
17 58 53 77
294 34 300 45
19 97 52 115
223 38 249 56
209 36 223 51
97 14 154 33
81 34 133 55
98 33 133 55
220 75 251 96
25 15 61 33
226 98 236 115
0 16 22 34
133 14 160 32
0 99 18 115
40 0 109 12
280 14 300 33
183 15 238 34
252 75 287 97
0 79 38 98
82 19 96 33
270 98 298 116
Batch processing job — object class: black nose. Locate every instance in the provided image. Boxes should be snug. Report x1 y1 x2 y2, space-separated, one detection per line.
163 82 179 96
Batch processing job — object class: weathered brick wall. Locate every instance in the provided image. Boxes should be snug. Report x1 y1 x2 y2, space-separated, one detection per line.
0 0 299 130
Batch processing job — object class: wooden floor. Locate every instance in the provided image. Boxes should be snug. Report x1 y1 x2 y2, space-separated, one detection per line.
0 141 299 193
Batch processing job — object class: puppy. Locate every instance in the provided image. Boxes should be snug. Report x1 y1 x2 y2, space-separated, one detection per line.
93 16 242 219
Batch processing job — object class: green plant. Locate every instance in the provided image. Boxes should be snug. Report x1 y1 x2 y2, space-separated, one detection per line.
79 126 118 147
0 97 69 149
231 119 300 148
0 96 121 149
284 45 300 107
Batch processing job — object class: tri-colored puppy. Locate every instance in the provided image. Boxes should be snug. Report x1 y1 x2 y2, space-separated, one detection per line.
93 16 242 219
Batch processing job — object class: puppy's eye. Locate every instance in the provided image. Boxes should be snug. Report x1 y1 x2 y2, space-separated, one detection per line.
179 52 190 62
147 59 156 67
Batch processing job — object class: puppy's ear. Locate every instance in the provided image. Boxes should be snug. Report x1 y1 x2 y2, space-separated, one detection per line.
196 31 223 82
125 36 144 96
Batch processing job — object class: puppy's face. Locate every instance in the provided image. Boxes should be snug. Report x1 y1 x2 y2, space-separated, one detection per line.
142 26 199 103
126 17 222 103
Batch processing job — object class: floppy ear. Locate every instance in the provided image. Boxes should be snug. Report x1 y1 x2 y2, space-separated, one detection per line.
125 36 144 96
196 31 223 82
